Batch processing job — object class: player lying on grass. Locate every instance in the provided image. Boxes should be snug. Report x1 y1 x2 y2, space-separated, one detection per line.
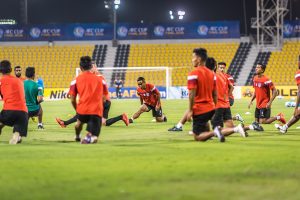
129 77 167 123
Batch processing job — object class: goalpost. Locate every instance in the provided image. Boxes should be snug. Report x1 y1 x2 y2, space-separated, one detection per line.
76 67 172 99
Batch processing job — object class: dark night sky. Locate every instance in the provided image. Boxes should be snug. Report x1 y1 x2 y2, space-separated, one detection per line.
0 0 299 35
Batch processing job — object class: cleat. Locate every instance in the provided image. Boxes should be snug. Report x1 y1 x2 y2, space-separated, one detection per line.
277 113 286 124
251 122 264 131
37 124 44 129
236 124 246 137
9 133 21 145
163 116 167 122
56 118 66 128
235 113 244 124
75 136 81 142
129 118 133 124
213 126 225 142
274 124 287 134
122 113 129 126
168 126 183 131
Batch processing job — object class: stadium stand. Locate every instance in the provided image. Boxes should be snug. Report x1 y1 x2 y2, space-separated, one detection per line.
124 42 239 87
266 41 300 85
0 45 94 88
227 42 252 81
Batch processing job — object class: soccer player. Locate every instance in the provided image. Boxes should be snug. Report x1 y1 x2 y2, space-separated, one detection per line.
217 62 244 122
187 48 225 142
114 76 123 99
211 61 247 137
275 57 300 133
129 77 167 123
168 57 217 132
68 56 108 144
55 62 129 134
0 60 28 144
24 67 44 129
14 66 26 81
248 63 286 128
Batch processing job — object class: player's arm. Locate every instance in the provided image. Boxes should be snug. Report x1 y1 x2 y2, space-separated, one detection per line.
248 92 256 109
266 86 278 108
139 96 143 105
228 83 234 97
68 80 77 111
212 89 217 105
153 89 161 110
188 89 196 117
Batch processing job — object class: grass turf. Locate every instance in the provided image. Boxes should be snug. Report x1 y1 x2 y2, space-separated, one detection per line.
0 99 300 200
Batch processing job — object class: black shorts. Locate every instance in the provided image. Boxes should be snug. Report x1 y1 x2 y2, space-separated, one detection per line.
28 106 41 118
145 104 163 117
77 114 102 136
229 98 234 106
0 110 28 137
193 110 215 135
211 108 232 128
255 108 271 119
103 100 111 119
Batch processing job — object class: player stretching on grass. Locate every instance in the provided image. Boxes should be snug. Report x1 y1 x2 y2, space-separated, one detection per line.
129 77 167 123
275 57 300 133
56 62 129 135
248 63 286 130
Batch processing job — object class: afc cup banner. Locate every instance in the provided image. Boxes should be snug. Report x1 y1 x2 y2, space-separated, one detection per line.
152 21 240 39
117 23 149 40
0 25 26 41
284 20 300 38
66 23 113 40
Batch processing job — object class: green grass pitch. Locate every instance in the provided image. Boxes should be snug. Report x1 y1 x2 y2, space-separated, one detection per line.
0 99 300 200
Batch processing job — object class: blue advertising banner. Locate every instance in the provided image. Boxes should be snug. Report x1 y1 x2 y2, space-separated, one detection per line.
0 21 241 41
108 87 167 99
151 21 240 39
283 20 300 38
117 23 149 40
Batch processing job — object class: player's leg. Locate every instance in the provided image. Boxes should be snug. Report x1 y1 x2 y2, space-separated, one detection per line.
106 113 129 126
275 109 300 133
168 109 190 131
154 106 167 122
37 106 44 129
81 115 102 144
75 115 87 142
10 111 28 144
258 108 285 124
129 104 150 123
193 110 225 142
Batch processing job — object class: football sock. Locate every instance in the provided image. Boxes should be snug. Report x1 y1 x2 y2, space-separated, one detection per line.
129 118 134 123
106 115 122 126
176 122 183 129
64 115 78 125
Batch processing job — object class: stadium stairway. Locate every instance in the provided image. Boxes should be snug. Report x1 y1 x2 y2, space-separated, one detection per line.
92 44 107 67
245 51 271 85
236 44 260 86
227 42 251 82
102 45 117 84
110 44 130 87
